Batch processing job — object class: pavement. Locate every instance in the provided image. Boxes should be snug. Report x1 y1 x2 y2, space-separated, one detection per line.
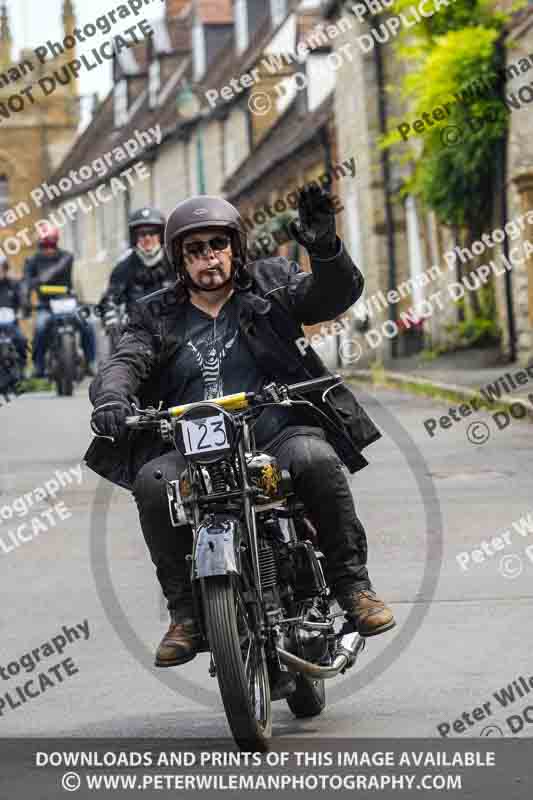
342 347 533 419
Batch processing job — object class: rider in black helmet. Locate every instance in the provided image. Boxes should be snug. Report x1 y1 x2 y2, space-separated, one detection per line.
100 207 172 312
87 187 394 668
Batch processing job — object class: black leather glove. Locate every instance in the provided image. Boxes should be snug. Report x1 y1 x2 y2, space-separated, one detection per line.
91 397 131 440
289 185 337 257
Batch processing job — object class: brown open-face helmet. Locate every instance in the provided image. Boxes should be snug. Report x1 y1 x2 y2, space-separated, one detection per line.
164 195 250 290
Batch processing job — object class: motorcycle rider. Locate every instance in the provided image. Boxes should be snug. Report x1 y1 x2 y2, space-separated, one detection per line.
23 223 96 379
86 186 395 668
100 207 171 313
0 255 28 366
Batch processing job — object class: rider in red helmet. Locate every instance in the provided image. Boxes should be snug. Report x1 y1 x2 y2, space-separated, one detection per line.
38 222 60 249
23 222 96 378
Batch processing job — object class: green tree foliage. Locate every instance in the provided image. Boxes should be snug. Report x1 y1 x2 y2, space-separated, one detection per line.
380 0 519 229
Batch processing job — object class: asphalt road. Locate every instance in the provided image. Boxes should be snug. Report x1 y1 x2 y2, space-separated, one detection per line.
1 379 532 744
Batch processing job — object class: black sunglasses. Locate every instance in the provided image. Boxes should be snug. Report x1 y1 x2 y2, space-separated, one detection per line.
183 235 231 259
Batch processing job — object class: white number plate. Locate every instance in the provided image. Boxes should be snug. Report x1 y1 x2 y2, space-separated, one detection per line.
180 414 229 455
50 298 77 314
0 307 16 324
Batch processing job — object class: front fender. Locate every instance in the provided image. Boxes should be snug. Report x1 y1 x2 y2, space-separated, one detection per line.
194 516 243 579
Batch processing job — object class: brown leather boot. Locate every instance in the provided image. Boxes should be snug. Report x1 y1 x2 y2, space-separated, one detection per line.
155 617 200 667
336 588 396 637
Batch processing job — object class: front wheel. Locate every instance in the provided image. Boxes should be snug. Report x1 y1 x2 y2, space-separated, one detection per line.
202 576 272 751
56 333 75 396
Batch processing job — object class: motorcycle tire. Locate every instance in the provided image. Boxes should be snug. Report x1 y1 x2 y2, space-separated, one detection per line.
57 334 76 397
286 674 326 718
201 575 272 752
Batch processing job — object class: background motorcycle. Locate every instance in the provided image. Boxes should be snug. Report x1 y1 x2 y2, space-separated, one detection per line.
124 374 366 751
37 285 85 397
0 307 24 401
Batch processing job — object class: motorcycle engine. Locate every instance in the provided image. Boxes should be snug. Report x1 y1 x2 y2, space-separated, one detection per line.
286 605 330 663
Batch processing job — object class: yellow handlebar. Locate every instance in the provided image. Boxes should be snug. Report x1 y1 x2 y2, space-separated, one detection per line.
168 392 250 418
39 285 69 295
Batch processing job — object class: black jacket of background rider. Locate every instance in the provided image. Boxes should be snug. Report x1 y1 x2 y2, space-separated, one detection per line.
84 237 382 489
102 249 172 311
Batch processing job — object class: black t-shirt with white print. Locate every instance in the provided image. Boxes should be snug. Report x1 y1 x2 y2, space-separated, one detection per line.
167 294 297 448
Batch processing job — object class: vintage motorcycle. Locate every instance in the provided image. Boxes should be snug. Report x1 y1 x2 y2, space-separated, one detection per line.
0 307 24 401
38 285 85 397
125 374 366 751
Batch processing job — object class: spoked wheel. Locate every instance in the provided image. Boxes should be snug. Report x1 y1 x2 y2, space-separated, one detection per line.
202 575 272 751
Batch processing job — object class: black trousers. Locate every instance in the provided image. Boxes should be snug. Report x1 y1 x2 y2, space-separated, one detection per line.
132 430 371 619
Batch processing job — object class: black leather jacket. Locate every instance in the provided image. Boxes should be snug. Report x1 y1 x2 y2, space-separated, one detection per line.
102 250 172 312
85 238 382 489
0 277 21 311
23 249 73 310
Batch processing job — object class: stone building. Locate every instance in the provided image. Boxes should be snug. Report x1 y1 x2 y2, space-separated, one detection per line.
0 0 80 275
505 7 533 365
323 0 533 368
46 0 349 340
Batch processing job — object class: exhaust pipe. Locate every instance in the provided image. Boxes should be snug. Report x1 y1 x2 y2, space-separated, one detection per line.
277 632 365 680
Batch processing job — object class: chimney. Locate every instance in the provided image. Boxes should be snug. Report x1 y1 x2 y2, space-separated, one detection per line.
166 0 191 18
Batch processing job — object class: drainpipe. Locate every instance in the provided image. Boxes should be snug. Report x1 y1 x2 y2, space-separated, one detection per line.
196 125 206 194
372 26 398 359
319 124 341 367
452 224 464 322
495 35 517 363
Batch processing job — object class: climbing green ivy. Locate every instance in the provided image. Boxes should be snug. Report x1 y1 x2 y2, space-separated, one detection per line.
380 0 521 230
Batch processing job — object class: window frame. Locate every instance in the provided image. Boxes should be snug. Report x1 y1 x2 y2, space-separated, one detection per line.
149 58 161 109
114 79 129 128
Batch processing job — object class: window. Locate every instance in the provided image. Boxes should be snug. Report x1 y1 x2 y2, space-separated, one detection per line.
193 23 206 80
114 80 128 127
0 175 8 215
149 59 161 109
270 0 287 27
235 0 249 54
